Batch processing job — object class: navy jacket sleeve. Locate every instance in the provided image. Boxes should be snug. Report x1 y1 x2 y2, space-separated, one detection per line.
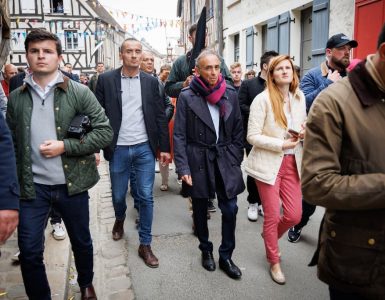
0 113 19 210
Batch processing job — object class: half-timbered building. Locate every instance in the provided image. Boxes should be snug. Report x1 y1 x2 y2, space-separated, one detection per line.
8 0 126 74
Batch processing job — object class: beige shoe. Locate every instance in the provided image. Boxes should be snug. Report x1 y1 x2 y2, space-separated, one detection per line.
270 264 286 285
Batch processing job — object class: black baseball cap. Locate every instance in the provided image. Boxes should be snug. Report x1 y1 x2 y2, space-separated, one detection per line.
326 33 358 49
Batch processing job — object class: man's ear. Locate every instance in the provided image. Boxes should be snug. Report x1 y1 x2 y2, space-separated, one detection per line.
262 63 268 71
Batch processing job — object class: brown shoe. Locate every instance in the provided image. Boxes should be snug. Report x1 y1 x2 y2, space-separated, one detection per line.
81 284 97 299
138 244 159 268
112 219 124 241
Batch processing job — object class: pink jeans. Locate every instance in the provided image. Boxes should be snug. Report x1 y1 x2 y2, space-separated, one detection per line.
255 155 302 264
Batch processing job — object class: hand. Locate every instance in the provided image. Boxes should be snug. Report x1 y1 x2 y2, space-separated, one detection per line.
182 75 194 88
95 153 100 166
282 137 300 150
299 122 307 140
159 152 171 167
39 140 65 158
327 70 341 82
181 174 193 186
0 210 19 244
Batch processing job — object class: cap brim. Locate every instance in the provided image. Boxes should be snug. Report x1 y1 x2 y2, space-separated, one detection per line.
335 40 358 48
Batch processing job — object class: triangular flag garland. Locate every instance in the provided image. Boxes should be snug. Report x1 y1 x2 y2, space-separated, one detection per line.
100 3 182 35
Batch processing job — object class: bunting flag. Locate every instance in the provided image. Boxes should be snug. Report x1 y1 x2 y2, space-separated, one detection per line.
101 3 181 34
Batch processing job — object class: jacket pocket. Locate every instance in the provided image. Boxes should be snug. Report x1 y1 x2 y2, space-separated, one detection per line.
322 220 384 286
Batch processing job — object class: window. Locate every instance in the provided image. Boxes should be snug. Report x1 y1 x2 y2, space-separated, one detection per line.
234 34 240 62
43 0 68 13
65 30 78 50
11 30 27 51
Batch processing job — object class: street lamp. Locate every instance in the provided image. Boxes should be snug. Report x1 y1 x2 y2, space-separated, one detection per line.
167 43 173 63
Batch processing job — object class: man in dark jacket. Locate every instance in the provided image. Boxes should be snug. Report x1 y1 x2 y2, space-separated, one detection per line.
0 112 19 245
302 23 385 298
238 50 278 222
174 49 245 279
288 33 358 243
96 38 170 269
7 29 113 300
165 24 230 212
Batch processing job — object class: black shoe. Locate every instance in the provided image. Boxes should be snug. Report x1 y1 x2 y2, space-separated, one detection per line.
219 258 242 279
202 251 216 271
288 226 302 243
208 199 216 212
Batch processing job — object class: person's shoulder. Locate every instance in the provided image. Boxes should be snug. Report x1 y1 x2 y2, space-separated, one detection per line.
302 65 322 79
99 68 119 80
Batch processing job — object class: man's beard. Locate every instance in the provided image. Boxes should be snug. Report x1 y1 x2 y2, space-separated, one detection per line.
331 55 350 70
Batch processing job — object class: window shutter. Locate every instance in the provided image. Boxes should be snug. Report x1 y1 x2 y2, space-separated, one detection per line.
278 12 290 55
311 0 329 67
266 16 279 52
42 0 51 13
20 1 35 13
63 0 72 14
245 27 254 69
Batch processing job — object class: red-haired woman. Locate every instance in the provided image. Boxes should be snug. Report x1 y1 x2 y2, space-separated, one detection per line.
244 55 306 284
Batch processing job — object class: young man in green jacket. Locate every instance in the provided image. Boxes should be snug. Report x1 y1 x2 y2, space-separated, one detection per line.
7 29 113 300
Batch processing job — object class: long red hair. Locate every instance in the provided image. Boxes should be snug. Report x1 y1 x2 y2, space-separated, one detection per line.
266 55 299 129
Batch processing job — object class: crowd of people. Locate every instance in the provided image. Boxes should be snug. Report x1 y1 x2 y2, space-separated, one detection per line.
1 20 385 299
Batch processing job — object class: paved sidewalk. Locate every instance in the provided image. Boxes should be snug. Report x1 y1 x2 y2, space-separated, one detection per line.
66 158 134 300
0 215 70 299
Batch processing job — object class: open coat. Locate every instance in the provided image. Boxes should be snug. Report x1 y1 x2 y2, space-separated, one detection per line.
173 85 245 199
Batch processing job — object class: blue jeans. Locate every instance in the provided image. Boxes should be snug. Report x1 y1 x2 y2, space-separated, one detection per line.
109 142 155 245
18 183 93 300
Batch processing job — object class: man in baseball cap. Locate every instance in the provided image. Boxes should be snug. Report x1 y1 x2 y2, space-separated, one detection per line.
287 32 358 244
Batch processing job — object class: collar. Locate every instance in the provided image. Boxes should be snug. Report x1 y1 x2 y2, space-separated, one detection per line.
21 71 69 93
348 59 385 107
121 70 140 79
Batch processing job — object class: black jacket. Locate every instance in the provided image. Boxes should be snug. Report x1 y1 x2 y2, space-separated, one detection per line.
238 75 266 150
0 113 19 210
96 68 170 160
173 85 245 199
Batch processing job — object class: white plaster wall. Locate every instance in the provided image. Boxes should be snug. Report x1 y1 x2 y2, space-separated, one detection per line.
329 0 355 38
223 0 356 70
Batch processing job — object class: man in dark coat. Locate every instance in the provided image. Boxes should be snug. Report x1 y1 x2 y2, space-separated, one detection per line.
174 49 245 279
0 112 19 245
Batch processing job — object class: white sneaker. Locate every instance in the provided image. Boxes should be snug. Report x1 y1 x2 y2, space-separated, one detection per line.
52 223 66 240
247 203 258 222
12 250 20 262
258 205 264 217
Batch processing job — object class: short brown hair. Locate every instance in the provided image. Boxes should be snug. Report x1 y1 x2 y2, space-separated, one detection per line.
25 29 62 55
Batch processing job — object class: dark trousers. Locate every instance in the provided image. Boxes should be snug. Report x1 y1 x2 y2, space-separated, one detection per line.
295 200 316 229
329 286 367 300
245 148 261 205
192 163 238 260
18 183 93 300
49 207 62 224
